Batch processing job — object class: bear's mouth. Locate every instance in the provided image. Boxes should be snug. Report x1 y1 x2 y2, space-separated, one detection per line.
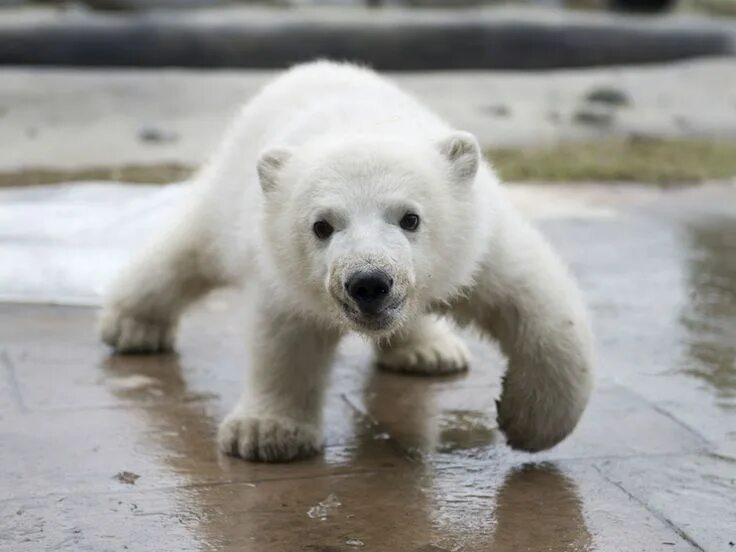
339 296 406 332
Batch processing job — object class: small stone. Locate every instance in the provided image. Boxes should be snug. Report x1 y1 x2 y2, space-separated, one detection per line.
138 127 178 144
345 538 365 547
573 105 615 127
113 471 141 485
483 104 511 117
585 86 631 107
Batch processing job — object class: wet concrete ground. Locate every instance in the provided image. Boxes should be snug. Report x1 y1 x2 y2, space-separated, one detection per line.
1 183 735 551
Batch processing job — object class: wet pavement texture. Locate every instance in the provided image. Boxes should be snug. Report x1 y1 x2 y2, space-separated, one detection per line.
1 183 735 551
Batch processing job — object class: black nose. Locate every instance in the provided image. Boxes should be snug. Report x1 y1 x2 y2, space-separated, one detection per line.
345 270 393 314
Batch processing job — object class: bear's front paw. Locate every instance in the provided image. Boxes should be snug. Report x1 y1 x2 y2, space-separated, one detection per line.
217 411 323 462
100 308 176 354
377 326 469 376
496 387 584 453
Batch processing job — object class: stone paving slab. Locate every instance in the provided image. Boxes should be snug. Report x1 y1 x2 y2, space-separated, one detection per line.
0 302 707 551
0 466 699 551
597 454 736 551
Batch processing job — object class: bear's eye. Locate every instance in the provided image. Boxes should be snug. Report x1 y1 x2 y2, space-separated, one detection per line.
313 220 334 240
399 212 420 232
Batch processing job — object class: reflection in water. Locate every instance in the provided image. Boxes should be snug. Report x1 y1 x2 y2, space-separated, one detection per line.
101 340 592 551
102 354 221 469
437 410 497 453
360 366 591 550
101 354 230 550
680 218 736 408
491 463 592 552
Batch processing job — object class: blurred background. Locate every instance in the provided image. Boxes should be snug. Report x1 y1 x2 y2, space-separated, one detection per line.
3 0 736 13
1 1 734 551
2 0 736 187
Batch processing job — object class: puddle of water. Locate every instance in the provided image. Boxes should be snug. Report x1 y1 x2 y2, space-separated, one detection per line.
106 374 160 392
436 410 498 453
680 218 736 407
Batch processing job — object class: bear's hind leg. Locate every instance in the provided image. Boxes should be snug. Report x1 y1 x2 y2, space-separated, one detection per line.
100 217 228 354
375 316 469 376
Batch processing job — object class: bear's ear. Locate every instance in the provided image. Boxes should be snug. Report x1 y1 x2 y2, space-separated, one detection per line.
437 132 480 182
257 148 292 194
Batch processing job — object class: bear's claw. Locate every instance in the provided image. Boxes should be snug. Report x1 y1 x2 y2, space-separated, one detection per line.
100 309 176 354
217 413 323 462
377 321 470 376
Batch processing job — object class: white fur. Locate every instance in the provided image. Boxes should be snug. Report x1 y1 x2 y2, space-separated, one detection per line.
376 316 470 375
100 61 594 460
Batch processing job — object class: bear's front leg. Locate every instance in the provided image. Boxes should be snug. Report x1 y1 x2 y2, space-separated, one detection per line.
375 315 469 375
454 213 594 452
218 302 341 462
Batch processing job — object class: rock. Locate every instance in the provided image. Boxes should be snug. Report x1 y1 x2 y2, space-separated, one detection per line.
113 471 140 484
138 127 179 144
573 105 616 127
585 86 631 107
483 104 512 117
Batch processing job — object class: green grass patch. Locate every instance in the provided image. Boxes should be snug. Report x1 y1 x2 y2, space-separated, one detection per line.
0 163 194 187
487 138 736 183
4 138 736 187
681 0 736 16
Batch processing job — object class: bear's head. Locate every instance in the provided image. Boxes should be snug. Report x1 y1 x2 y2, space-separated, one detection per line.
256 132 486 336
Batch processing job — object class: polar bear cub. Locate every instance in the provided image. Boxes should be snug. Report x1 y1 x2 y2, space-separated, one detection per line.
100 61 594 462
